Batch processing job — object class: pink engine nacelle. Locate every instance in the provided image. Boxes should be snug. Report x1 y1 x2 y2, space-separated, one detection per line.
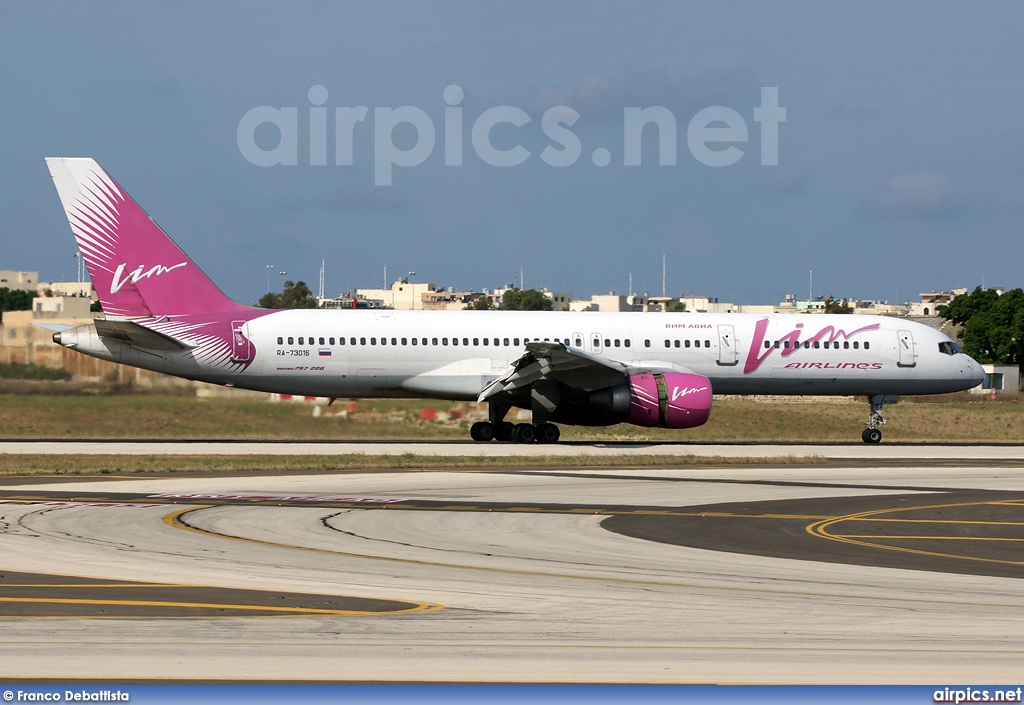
625 372 713 429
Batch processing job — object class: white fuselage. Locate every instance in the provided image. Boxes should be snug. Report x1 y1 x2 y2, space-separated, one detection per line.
85 310 984 402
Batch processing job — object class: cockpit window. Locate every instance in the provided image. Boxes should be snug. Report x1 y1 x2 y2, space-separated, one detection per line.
938 341 962 356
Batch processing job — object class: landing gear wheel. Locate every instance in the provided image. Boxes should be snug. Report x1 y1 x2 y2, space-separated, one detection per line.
513 423 536 443
536 422 560 444
496 422 515 442
470 421 494 442
862 427 882 444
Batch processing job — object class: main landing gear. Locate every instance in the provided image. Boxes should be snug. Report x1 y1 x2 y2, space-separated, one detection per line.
861 394 896 444
470 420 561 443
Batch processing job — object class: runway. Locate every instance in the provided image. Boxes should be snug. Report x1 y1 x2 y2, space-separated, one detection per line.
2 439 1024 460
1 459 1023 682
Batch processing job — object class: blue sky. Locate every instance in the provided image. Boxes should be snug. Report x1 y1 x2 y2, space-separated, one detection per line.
1 1 1021 305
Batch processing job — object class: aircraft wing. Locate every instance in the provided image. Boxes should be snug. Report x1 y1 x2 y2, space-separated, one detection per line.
478 341 682 401
94 319 192 351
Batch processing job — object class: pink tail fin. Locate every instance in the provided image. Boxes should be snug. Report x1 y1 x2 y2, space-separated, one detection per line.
45 157 246 318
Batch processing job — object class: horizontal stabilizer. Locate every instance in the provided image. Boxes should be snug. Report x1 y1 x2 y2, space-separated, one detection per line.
34 323 74 333
94 319 191 351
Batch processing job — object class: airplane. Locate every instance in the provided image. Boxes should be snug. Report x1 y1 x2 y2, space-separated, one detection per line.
44 157 985 444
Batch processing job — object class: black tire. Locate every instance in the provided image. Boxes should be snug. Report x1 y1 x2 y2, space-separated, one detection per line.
496 422 515 442
863 428 882 444
513 423 536 443
470 421 494 442
537 423 560 443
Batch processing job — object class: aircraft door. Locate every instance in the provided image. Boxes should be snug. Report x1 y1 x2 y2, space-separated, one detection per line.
590 332 603 354
897 329 916 367
230 320 253 363
716 324 738 366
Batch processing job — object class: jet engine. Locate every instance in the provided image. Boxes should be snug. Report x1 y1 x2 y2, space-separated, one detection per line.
551 372 713 428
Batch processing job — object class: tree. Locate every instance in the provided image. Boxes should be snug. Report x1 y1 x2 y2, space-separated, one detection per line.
823 296 852 314
258 280 318 309
466 295 495 310
0 287 36 312
938 286 1024 365
0 287 36 323
500 288 553 311
669 301 687 312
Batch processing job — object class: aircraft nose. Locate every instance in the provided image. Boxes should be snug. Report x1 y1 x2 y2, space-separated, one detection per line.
969 357 985 387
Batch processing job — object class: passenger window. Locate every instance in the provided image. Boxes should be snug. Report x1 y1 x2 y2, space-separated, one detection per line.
774 341 780 349
380 337 387 346
644 339 650 348
495 338 500 346
705 340 711 347
452 337 459 346
813 341 819 349
614 339 620 347
474 338 480 346
287 337 293 345
605 339 611 347
504 338 510 346
329 337 335 345
442 338 448 346
463 338 469 346
391 337 397 345
624 339 631 348
664 340 670 348
483 338 488 346
298 337 304 345
422 338 428 345
319 337 325 345
674 340 680 348
685 340 691 348
783 341 790 349
432 338 438 346
864 342 870 350
764 341 771 349
516 338 522 346
402 338 407 345
360 337 366 345
844 341 850 349
412 338 418 346
349 337 355 345
371 337 377 345
853 341 859 349
277 337 283 345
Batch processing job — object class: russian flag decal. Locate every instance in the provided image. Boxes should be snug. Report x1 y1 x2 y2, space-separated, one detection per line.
318 348 332 357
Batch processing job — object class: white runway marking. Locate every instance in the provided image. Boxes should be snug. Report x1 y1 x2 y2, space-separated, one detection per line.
1 440 1022 459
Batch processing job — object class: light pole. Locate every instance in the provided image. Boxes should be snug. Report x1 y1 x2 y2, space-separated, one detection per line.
408 271 416 310
265 264 275 293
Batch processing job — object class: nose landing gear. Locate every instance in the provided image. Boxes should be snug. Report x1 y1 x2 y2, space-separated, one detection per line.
862 394 897 443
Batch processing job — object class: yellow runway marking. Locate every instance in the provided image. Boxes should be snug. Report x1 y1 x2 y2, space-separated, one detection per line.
835 535 1024 542
0 596 422 616
807 498 1024 567
164 507 1024 609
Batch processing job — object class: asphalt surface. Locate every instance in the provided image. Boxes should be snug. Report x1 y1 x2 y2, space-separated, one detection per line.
2 461 1023 682
3 439 1024 459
